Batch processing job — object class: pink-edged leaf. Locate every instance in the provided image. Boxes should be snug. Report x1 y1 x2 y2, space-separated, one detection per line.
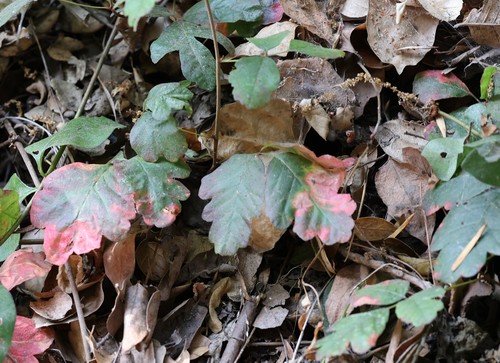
413 70 472 103
351 280 409 307
0 249 52 291
316 308 390 357
5 316 54 363
31 162 136 265
267 152 356 244
200 154 266 255
114 156 190 228
200 150 356 255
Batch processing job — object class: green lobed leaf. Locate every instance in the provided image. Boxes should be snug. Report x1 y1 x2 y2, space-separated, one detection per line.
315 308 390 358
351 280 410 307
123 0 154 31
413 70 472 104
25 117 125 173
0 0 35 29
426 184 500 283
228 56 280 109
422 137 464 181
4 174 37 202
150 21 234 91
247 31 289 51
461 136 500 186
199 154 266 255
288 39 345 59
114 156 190 228
395 287 445 326
130 112 187 162
144 81 193 120
199 151 356 254
0 284 15 362
183 0 267 23
0 190 20 241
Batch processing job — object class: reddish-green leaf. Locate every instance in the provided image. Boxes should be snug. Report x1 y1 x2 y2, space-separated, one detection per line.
0 190 20 241
424 174 500 283
0 249 52 291
199 151 356 255
31 162 135 265
31 157 190 265
0 284 15 363
352 280 409 307
5 316 54 363
413 70 472 103
395 287 445 327
129 112 187 162
315 308 390 358
114 157 190 228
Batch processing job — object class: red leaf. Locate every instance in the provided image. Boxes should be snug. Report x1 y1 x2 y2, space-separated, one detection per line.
6 316 54 363
0 249 52 291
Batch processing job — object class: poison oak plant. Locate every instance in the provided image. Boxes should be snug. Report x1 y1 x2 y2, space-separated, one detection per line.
0 0 499 361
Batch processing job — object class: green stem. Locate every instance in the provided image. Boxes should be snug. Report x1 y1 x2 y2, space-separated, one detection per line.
438 110 482 138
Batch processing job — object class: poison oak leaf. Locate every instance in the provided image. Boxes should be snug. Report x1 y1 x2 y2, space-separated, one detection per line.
5 316 54 363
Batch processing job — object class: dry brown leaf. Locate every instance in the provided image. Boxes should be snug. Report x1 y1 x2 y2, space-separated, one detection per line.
280 0 336 44
324 264 369 324
367 0 438 74
373 120 427 162
104 234 136 290
136 241 169 282
202 99 306 160
254 306 289 329
463 0 500 48
355 217 397 241
417 0 462 21
263 284 290 308
237 248 263 293
340 0 369 19
30 290 73 321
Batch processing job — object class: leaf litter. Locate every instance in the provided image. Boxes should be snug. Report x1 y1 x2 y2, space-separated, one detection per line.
0 0 499 362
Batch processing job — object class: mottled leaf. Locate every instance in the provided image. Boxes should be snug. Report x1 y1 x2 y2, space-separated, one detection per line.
0 249 52 291
129 112 187 162
288 39 345 59
316 308 390 358
424 175 500 283
200 151 356 255
352 280 409 307
0 284 15 363
0 190 19 241
413 70 472 103
228 56 280 109
144 81 193 120
395 287 445 326
114 156 190 228
150 21 234 90
123 0 154 31
5 316 54 363
422 138 464 181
